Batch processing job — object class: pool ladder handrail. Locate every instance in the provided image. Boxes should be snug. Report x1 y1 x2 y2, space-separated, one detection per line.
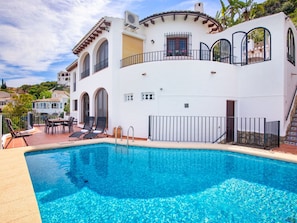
114 126 122 145
127 126 134 146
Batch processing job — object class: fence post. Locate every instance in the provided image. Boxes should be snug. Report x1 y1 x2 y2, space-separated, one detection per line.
263 118 267 149
148 115 151 140
277 121 280 147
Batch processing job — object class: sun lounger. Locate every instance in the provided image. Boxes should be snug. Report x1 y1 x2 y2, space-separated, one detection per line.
83 117 107 139
69 116 95 139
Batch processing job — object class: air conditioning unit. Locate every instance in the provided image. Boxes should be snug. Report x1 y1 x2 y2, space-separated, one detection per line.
124 11 139 29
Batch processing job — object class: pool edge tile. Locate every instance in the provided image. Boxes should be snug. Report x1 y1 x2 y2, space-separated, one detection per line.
0 148 42 223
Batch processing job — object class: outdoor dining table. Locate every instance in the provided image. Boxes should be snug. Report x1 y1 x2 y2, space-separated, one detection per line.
48 118 68 134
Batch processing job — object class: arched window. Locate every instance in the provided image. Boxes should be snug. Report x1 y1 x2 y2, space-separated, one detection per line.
212 39 231 63
81 54 90 79
95 88 108 126
242 27 271 65
95 40 108 72
287 28 295 65
233 31 246 64
200 42 210 60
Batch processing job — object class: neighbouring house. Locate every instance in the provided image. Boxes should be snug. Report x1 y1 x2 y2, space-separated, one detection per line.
32 90 69 116
57 71 70 86
66 2 297 145
0 91 12 112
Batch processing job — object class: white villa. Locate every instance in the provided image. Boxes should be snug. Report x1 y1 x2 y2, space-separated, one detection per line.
66 3 297 145
0 91 12 112
57 71 70 86
32 90 69 116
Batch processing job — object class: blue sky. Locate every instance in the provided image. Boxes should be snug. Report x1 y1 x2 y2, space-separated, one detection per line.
0 0 264 87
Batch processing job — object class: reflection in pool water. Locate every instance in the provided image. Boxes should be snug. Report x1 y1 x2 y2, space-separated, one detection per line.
25 143 297 222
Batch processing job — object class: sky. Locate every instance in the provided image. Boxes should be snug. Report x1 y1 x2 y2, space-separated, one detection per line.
0 0 264 88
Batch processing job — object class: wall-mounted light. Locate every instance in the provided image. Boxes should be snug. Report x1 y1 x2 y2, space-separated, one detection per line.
141 72 146 76
151 39 155 44
105 26 110 32
210 71 216 75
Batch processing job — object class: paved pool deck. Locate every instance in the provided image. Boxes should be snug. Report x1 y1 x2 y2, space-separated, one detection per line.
1 138 297 223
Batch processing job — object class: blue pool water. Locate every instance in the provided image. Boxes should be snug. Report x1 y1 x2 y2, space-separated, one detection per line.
25 143 297 222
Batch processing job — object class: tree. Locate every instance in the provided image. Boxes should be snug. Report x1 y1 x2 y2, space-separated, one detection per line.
1 78 7 89
215 0 297 28
3 94 34 117
39 90 52 99
64 99 70 115
281 1 295 15
216 0 247 28
18 81 58 99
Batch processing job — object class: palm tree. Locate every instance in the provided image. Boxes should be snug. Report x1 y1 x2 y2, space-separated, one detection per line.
216 0 246 28
216 0 229 29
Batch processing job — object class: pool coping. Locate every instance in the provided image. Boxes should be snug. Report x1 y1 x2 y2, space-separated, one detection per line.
1 138 297 222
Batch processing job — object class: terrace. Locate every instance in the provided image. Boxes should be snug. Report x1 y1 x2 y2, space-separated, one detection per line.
2 123 297 154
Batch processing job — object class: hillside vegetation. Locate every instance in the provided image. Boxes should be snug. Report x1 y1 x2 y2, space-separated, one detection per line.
17 81 69 100
215 0 297 28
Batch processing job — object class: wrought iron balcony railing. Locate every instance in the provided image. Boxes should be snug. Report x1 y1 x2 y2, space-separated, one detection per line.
121 50 211 68
94 58 108 72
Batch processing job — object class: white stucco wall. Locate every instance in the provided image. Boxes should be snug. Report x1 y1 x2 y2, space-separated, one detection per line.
69 12 297 138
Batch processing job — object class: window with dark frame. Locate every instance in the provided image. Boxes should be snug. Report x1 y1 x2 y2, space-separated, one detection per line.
287 28 295 66
74 100 78 111
165 32 192 57
167 38 188 56
81 54 90 79
95 40 109 72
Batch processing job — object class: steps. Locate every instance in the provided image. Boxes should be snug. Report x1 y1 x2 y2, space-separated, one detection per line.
285 113 297 145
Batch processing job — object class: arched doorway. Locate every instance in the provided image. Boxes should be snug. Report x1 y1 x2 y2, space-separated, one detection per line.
95 88 108 127
81 93 90 122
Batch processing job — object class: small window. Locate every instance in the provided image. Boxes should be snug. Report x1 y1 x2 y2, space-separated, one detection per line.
167 38 187 56
141 92 155 100
165 32 192 56
124 93 134 101
287 28 295 65
73 100 78 111
52 103 58 109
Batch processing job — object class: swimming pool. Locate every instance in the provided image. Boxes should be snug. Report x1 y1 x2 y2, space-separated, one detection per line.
25 143 297 222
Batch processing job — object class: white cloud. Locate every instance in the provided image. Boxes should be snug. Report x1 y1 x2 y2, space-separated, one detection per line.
6 75 47 88
0 0 265 87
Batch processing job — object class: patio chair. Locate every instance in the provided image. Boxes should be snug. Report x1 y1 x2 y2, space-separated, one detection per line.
44 117 60 134
4 118 32 149
61 116 75 133
83 117 107 139
69 116 95 139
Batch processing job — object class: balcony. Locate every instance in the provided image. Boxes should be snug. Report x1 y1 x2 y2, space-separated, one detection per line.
81 69 90 79
94 58 108 72
121 49 210 68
